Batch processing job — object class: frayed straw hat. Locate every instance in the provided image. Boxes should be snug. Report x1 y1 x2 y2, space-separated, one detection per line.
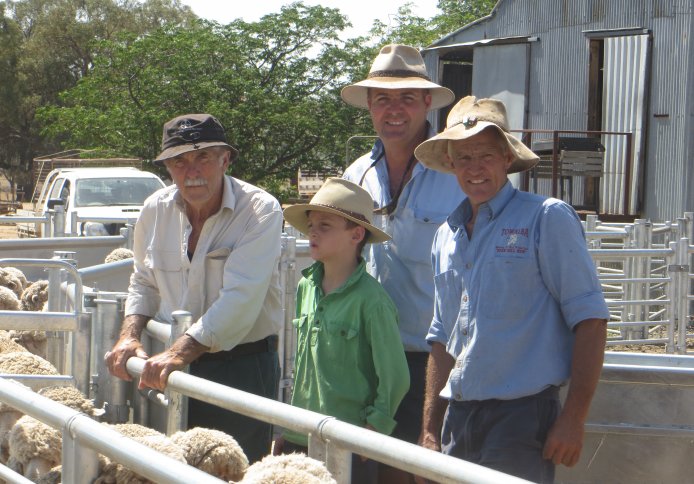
414 96 539 174
283 178 390 243
341 44 454 110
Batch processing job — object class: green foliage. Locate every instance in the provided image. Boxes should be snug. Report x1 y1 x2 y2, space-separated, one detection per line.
3 0 496 197
370 0 496 48
38 5 371 184
0 0 195 177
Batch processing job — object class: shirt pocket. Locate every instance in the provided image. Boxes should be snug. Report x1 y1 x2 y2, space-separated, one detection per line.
204 247 231 309
324 320 360 361
393 206 447 264
479 257 537 321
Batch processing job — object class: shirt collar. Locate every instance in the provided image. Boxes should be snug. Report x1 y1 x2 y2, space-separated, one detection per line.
448 180 515 231
302 258 367 294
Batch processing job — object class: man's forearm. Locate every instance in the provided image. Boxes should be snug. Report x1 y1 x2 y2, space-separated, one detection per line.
421 342 455 440
168 334 210 366
563 318 607 421
119 314 150 340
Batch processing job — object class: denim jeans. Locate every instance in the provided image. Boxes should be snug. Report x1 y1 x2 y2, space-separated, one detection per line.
441 386 560 483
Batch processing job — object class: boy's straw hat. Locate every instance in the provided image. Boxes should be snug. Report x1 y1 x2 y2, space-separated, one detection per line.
341 44 454 110
283 178 390 243
414 96 540 174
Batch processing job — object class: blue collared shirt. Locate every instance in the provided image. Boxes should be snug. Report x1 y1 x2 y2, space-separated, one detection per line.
427 181 609 400
343 135 464 352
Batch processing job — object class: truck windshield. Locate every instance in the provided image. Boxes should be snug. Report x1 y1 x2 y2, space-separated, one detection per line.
75 177 163 207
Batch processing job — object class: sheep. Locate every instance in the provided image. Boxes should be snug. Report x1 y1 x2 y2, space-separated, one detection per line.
104 247 134 264
0 380 32 464
170 427 248 482
2 267 28 294
0 331 29 354
6 384 99 481
7 415 62 480
106 423 163 439
0 352 58 377
0 268 23 299
0 352 59 465
19 280 48 312
240 453 337 484
0 286 20 311
6 330 47 359
94 434 187 484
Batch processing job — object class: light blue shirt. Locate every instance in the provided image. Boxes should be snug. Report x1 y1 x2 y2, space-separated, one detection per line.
427 181 609 400
343 134 464 352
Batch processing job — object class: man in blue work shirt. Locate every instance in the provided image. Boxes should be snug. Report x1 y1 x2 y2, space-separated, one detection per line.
414 96 609 483
341 44 463 484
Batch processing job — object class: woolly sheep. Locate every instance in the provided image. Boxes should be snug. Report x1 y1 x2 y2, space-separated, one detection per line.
106 423 163 439
0 352 58 377
2 267 28 294
0 380 32 464
240 453 337 484
0 268 23 299
7 330 47 359
19 280 48 312
94 434 187 484
0 286 20 311
0 331 29 354
171 427 248 481
104 247 134 264
7 415 62 480
7 385 99 481
0 356 59 465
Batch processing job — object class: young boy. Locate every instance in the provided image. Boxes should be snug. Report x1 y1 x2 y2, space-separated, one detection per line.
277 178 410 483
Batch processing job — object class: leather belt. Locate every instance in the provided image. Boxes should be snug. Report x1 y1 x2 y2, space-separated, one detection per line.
197 335 278 362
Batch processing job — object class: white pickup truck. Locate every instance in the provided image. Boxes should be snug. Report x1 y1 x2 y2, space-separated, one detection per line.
17 167 166 237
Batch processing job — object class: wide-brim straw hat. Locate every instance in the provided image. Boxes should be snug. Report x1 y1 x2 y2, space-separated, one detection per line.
341 44 455 111
414 96 539 174
153 114 239 166
283 178 390 243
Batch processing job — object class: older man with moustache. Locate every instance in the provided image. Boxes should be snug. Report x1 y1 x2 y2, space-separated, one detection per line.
106 114 283 463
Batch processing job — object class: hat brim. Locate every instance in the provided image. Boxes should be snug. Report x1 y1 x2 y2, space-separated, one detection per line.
153 141 239 166
341 77 455 111
283 204 390 244
414 122 539 174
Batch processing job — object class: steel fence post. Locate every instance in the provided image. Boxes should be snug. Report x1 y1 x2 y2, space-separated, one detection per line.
166 310 191 435
62 414 99 484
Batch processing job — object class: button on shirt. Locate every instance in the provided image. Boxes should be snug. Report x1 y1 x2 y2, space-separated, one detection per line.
343 134 464 352
427 182 609 401
284 260 409 446
125 175 283 352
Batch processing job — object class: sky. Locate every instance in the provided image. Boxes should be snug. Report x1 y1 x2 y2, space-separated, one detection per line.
180 0 441 37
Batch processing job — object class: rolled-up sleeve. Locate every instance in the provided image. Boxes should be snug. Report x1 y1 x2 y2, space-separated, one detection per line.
125 198 162 318
537 202 610 330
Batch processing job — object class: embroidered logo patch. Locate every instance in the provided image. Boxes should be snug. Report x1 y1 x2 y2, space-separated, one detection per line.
496 228 529 254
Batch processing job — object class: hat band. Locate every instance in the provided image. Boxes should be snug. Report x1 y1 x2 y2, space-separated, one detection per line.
449 118 510 133
310 203 370 224
367 69 432 81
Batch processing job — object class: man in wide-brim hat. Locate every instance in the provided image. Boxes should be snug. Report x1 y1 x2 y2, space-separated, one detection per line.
341 44 464 483
106 113 283 463
415 96 609 483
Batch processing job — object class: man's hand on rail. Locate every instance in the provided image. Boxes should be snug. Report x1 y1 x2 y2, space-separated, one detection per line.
105 336 149 381
138 334 209 392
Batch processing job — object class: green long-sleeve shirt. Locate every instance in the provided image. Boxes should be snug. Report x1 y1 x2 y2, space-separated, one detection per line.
283 260 410 446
